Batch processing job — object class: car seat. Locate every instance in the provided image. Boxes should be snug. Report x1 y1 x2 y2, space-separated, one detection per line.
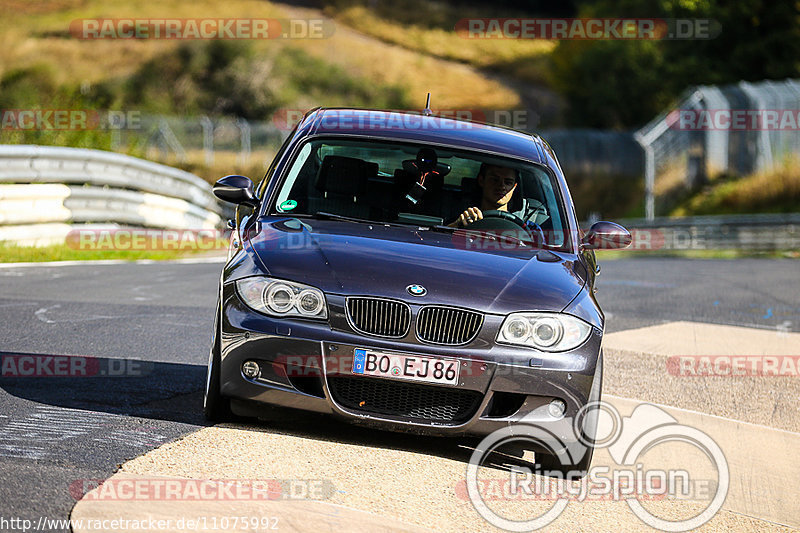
307 155 377 218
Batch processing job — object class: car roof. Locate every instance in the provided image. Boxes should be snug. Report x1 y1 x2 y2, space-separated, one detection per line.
300 108 545 164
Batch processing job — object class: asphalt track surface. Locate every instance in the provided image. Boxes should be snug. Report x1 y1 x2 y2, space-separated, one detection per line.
0 257 797 531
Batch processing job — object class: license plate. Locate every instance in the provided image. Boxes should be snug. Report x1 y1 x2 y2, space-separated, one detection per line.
352 348 459 385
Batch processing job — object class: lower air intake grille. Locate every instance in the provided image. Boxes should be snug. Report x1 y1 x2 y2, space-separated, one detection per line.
327 376 482 423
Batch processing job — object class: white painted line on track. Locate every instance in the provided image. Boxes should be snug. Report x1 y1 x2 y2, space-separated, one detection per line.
605 395 800 528
606 394 800 436
0 406 117 460
0 255 227 269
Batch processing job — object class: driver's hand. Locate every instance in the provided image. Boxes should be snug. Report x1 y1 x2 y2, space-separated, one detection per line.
456 207 482 227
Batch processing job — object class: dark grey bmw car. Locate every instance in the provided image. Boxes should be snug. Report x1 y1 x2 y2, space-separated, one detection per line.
205 108 630 473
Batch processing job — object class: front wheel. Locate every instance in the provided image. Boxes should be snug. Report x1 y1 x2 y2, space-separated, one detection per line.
534 445 594 480
204 308 232 422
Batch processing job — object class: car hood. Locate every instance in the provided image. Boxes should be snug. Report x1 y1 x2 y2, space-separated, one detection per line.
248 217 585 314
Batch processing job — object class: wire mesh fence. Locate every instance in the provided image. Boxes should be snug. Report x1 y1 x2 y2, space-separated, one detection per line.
635 78 800 219
112 114 288 169
539 129 644 178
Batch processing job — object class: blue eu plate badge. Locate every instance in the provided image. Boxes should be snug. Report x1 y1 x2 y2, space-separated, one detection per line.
352 349 366 374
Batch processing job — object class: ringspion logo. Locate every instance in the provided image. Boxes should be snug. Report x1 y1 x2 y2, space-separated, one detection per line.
465 402 729 531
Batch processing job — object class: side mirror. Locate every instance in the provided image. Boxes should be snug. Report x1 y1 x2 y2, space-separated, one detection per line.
213 175 258 207
581 221 632 250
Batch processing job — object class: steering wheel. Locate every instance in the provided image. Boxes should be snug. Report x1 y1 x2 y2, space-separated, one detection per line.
464 210 546 248
466 210 528 231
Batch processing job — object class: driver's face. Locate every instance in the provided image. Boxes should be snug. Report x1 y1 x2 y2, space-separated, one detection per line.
478 166 517 209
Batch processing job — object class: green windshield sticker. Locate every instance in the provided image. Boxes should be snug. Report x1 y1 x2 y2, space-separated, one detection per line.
280 199 298 211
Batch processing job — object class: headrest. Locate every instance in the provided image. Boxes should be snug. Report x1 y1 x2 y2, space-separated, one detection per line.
460 176 478 194
316 155 377 196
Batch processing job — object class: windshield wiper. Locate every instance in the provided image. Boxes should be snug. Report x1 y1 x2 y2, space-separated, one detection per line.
310 212 425 230
427 224 456 233
426 224 546 250
307 212 374 224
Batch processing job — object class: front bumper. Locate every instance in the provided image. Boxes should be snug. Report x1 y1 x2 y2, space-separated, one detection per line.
218 283 603 442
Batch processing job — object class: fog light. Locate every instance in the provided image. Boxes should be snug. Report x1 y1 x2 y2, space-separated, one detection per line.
242 361 260 379
548 399 566 418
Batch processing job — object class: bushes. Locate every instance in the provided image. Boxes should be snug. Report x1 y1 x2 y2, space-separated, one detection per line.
672 159 800 216
122 41 409 120
0 65 60 108
0 40 410 154
0 65 118 150
550 0 800 129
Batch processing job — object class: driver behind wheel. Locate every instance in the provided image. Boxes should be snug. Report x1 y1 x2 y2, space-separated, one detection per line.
449 163 520 228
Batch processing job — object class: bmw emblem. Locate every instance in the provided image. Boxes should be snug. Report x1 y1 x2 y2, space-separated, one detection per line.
406 284 427 297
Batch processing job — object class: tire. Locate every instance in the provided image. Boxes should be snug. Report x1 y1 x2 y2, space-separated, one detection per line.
535 445 593 480
204 308 233 422
536 351 603 480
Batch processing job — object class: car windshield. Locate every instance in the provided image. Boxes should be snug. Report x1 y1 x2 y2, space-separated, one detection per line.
270 137 570 249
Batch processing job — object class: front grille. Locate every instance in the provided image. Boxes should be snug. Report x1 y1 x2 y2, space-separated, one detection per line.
416 306 483 345
346 297 411 338
328 376 482 423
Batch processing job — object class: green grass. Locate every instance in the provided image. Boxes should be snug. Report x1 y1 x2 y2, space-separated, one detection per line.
670 159 800 217
0 242 210 263
323 1 555 85
0 0 418 179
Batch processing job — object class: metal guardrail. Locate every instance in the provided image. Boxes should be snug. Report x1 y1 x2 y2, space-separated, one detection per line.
615 213 800 251
0 145 225 246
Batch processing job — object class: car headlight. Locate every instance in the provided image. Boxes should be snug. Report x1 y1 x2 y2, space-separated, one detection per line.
497 312 592 352
236 277 328 319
